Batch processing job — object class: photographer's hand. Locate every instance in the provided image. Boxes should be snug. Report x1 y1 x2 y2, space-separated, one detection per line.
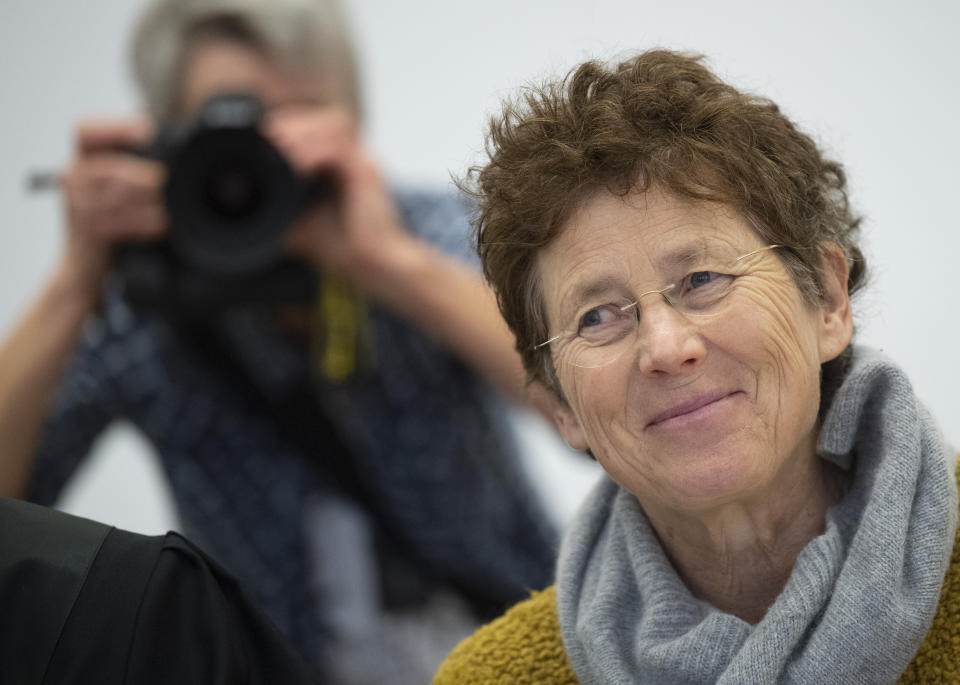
0 119 166 498
264 107 550 417
61 120 168 298
265 106 409 285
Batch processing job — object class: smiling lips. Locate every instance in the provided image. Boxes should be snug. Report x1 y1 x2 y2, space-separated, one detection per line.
646 391 739 428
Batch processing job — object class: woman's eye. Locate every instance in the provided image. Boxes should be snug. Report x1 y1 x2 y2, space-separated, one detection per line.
580 307 609 329
682 270 736 294
575 304 635 344
679 270 736 309
687 271 716 289
578 304 629 331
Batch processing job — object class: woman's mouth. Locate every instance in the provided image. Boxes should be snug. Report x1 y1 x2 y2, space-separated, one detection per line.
646 391 740 429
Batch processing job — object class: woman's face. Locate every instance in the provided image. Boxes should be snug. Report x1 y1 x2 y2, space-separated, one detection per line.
538 189 852 514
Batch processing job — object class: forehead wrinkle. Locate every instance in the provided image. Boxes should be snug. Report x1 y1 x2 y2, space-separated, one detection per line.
646 228 755 275
633 194 755 261
656 241 711 272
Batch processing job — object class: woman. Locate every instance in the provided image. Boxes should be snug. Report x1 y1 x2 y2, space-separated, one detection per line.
435 50 959 683
0 0 557 681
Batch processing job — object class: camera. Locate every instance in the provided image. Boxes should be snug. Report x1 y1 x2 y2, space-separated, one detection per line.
116 93 333 314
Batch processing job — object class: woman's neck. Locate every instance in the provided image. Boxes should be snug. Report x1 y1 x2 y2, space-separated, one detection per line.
644 453 848 625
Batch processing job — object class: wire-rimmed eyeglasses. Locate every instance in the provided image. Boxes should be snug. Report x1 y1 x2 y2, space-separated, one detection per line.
535 244 782 369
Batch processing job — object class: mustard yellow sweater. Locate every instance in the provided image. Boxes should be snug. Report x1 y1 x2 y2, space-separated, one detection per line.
435 478 960 684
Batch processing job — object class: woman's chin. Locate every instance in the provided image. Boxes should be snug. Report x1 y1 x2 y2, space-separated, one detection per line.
646 454 771 512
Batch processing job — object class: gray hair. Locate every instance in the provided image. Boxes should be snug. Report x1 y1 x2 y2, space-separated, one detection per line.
130 0 363 121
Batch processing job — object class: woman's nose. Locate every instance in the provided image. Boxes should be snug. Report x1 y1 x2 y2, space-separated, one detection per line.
634 297 707 376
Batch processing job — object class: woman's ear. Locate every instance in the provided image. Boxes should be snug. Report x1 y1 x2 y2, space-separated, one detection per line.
551 397 589 452
529 381 589 451
817 243 854 363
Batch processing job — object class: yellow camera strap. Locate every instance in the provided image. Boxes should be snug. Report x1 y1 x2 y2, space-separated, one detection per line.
311 274 374 383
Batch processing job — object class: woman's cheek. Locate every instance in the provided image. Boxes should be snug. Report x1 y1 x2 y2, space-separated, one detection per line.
735 281 820 377
567 372 632 452
734 290 822 446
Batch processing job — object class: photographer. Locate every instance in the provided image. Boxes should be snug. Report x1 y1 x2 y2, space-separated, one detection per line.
0 0 557 682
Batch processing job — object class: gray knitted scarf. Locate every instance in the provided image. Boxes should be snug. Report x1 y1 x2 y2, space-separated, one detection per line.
556 346 956 684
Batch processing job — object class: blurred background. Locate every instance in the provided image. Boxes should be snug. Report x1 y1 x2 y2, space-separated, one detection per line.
0 0 957 534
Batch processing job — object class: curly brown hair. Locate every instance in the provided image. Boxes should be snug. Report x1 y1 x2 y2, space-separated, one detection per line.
464 49 866 400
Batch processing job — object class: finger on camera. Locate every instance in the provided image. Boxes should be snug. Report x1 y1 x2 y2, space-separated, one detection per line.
264 105 355 143
88 204 168 243
271 134 352 178
119 204 168 240
284 205 339 257
65 174 166 237
80 153 165 192
264 109 356 173
75 118 154 155
64 156 165 215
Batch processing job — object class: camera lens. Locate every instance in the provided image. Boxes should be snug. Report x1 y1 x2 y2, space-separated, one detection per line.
165 125 303 275
204 164 262 218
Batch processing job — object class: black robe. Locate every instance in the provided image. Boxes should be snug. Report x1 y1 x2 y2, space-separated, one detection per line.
0 497 321 684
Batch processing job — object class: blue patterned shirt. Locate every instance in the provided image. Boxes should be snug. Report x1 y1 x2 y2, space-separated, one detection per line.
29 188 558 666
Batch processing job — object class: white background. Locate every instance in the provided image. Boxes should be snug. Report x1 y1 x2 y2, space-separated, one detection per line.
0 0 957 533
